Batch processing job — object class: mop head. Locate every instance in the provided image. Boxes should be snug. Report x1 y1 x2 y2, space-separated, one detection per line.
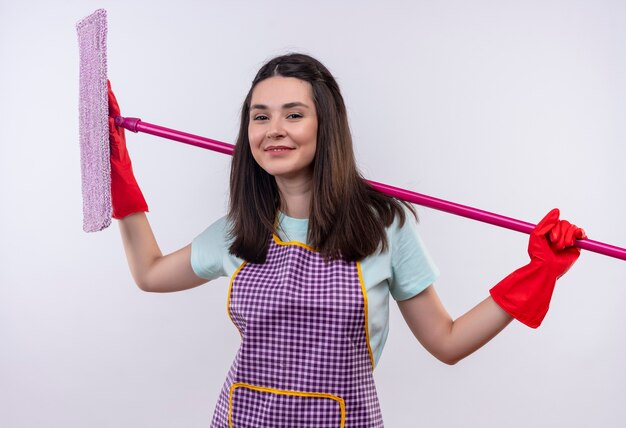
77 9 111 232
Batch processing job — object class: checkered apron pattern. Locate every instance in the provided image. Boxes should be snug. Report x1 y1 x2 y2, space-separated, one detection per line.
210 236 384 427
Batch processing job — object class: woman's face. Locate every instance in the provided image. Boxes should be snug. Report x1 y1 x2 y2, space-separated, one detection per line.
248 76 318 183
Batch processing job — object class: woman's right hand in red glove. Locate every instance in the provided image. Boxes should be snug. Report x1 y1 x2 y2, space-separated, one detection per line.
108 82 209 293
108 80 148 219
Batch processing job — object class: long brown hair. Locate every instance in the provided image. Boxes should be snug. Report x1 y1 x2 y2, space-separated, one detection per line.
228 53 415 263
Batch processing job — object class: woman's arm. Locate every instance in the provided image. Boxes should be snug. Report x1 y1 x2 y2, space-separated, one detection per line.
118 212 208 292
398 209 584 365
107 82 208 293
397 286 512 365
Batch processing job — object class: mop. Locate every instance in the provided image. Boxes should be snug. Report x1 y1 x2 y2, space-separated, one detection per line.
76 9 626 262
77 9 110 232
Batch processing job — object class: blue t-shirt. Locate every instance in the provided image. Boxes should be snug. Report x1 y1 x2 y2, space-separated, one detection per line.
191 212 439 367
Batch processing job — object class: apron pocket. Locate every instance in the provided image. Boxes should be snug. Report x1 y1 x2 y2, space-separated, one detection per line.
228 382 345 428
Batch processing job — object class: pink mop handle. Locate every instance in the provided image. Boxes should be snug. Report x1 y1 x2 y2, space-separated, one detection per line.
115 116 235 156
116 116 626 262
368 180 626 261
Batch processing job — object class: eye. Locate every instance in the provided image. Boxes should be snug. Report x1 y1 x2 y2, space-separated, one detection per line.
287 113 303 119
253 114 269 121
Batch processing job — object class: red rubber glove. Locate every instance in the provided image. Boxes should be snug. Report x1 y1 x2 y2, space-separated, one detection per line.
490 208 586 328
108 80 148 219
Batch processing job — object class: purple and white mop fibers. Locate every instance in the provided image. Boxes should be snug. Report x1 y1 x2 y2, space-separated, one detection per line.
77 9 111 232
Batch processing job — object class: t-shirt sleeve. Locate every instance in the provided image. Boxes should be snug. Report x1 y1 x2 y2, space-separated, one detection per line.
191 216 233 281
388 214 440 301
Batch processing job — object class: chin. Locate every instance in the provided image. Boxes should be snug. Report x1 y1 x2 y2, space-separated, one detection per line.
265 166 313 181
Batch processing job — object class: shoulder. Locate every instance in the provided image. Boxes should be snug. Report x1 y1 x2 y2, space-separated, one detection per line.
191 216 243 280
386 208 440 301
385 206 418 245
195 215 232 241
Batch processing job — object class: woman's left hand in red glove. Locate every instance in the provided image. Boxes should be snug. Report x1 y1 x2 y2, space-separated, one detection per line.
490 208 586 328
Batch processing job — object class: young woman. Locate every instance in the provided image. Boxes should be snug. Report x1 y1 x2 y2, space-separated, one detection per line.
108 53 585 427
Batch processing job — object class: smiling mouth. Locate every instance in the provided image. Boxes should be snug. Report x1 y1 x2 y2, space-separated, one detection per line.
264 146 295 152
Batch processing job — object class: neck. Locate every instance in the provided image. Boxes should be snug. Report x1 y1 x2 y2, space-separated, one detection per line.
275 175 312 219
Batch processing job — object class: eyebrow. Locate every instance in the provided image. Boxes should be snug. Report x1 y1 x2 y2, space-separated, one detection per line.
250 102 311 111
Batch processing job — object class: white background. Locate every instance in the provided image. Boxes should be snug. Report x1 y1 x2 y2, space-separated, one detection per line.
1 0 625 427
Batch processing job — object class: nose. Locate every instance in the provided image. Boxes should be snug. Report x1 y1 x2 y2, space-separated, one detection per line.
266 119 286 140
